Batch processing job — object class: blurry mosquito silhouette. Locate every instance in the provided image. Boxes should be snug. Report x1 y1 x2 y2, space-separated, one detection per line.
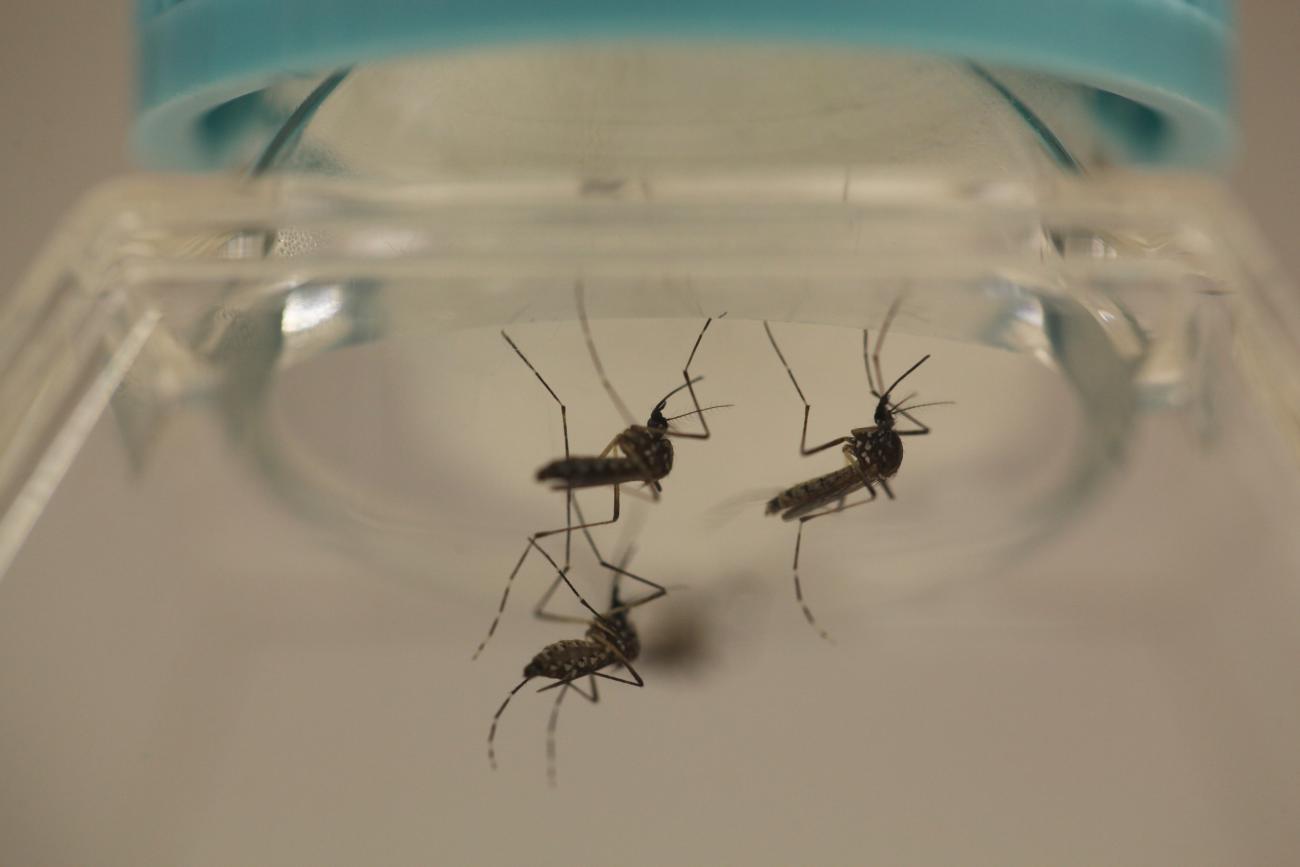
762 296 950 641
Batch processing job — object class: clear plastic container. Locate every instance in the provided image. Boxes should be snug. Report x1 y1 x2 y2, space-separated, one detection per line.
2 35 1299 867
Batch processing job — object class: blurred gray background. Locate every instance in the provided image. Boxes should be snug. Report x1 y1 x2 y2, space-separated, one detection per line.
0 1 1297 292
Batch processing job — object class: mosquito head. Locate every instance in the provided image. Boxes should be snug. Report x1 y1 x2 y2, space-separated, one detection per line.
647 375 704 430
872 395 895 430
874 354 930 426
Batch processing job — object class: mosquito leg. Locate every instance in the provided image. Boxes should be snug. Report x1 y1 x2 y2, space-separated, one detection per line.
545 684 570 788
546 676 599 788
591 664 644 687
474 508 614 659
575 279 637 427
537 663 644 692
502 330 573 569
532 571 593 626
868 293 906 397
604 544 635 609
763 321 855 456
792 495 878 643
534 484 621 541
622 483 659 504
864 329 878 396
531 528 640 626
488 677 533 770
589 554 665 616
846 456 883 503
895 412 932 435
571 676 600 703
473 540 539 660
573 500 667 615
525 537 606 624
792 516 831 644
664 313 726 440
867 298 935 426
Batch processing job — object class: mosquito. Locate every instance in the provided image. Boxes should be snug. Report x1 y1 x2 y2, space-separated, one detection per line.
487 501 654 782
472 281 727 659
540 541 644 787
762 297 949 641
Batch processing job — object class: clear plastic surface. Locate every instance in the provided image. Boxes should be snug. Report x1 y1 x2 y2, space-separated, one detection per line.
1 47 1298 866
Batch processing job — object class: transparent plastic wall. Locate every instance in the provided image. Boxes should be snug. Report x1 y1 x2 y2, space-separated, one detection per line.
1 47 1299 865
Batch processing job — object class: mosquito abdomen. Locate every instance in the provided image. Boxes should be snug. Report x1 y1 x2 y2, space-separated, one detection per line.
536 456 650 488
525 639 616 680
766 466 861 519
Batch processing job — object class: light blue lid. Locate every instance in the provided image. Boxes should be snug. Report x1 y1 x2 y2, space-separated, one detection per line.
135 0 1234 170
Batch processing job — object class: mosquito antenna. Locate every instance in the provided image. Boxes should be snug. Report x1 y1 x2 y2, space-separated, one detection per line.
663 403 734 422
881 353 930 398
892 390 919 409
654 375 705 410
890 399 955 415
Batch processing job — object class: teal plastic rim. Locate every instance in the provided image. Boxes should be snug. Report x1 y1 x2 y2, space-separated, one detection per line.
134 0 1234 171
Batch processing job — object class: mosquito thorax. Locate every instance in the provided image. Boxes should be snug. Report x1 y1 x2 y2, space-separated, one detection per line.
592 612 640 660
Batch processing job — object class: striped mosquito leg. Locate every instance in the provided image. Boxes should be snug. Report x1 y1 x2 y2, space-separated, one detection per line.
573 498 666 614
488 677 533 770
545 676 598 788
866 293 906 396
667 312 726 440
472 539 534 660
763 321 852 456
501 329 573 569
545 683 569 787
575 280 636 427
791 495 878 643
473 533 608 661
792 518 835 645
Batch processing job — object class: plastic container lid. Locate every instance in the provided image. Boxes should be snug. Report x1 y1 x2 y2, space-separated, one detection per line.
134 0 1234 171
